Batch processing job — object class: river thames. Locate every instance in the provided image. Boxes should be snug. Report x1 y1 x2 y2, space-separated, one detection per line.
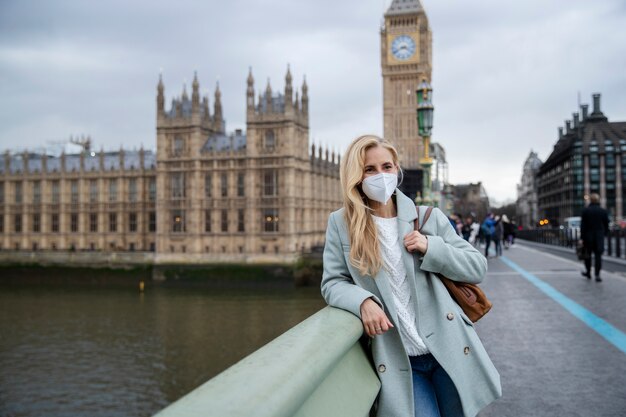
0 284 326 417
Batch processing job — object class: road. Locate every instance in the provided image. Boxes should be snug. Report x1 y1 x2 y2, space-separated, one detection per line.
476 242 626 417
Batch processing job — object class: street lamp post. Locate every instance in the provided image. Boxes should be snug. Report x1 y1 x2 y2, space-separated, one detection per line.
416 79 435 206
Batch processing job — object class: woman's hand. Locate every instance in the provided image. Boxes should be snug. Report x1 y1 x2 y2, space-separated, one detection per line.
360 298 394 337
404 230 429 254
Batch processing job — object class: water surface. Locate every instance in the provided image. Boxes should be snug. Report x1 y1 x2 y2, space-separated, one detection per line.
0 285 326 417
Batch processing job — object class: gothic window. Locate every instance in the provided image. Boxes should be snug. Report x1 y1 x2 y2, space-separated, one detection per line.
205 210 211 232
263 209 279 232
109 213 117 232
70 180 78 203
171 210 185 233
71 213 79 232
221 210 228 232
14 214 22 233
33 181 41 204
149 178 156 201
129 213 137 232
52 214 60 232
0 215 4 233
238 209 245 232
173 136 184 156
129 178 137 202
32 213 40 233
265 130 275 150
263 170 278 196
220 173 228 197
149 212 156 232
52 180 61 204
237 173 245 197
109 179 118 202
89 213 98 233
205 173 212 198
90 180 98 203
0 182 4 204
171 173 185 199
15 181 23 204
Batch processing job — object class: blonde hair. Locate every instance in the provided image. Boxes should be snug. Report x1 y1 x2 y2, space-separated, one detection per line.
340 134 400 277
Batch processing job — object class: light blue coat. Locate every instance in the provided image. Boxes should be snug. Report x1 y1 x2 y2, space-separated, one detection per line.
321 190 501 417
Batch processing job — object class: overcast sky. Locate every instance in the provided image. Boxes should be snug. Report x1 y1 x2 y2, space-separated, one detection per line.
1 0 625 204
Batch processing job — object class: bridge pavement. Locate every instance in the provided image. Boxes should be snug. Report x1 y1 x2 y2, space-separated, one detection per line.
475 243 626 417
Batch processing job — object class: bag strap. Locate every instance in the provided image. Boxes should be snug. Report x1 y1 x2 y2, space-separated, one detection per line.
414 206 434 232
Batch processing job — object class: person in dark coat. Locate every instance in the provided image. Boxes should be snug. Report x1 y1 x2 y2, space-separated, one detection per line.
580 193 610 281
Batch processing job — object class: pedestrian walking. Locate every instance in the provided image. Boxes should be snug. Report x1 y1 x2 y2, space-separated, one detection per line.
493 216 503 257
481 214 496 258
321 135 501 417
580 193 609 282
502 215 514 249
461 216 473 241
469 219 480 246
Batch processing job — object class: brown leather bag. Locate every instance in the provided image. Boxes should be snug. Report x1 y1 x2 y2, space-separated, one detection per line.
415 206 492 323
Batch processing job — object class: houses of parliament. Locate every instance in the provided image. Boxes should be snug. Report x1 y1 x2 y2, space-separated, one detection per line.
0 0 433 263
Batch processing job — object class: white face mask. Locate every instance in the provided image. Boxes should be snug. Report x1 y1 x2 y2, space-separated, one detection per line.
361 173 398 205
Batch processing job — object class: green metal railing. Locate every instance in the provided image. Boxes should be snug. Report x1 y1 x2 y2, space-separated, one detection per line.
153 307 380 417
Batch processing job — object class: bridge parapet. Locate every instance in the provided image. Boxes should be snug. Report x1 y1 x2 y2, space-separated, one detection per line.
153 306 380 417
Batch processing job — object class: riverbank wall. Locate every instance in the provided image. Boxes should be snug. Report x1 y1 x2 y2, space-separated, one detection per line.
0 251 323 287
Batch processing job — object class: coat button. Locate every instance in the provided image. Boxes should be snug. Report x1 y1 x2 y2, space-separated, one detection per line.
378 364 386 373
447 313 454 321
464 346 470 355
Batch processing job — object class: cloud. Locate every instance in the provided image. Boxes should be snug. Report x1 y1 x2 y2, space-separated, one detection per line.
0 0 625 204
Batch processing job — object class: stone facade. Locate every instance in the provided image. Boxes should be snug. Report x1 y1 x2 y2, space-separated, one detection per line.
536 93 625 226
516 151 542 229
381 0 432 170
0 149 157 253
451 182 490 221
0 68 341 263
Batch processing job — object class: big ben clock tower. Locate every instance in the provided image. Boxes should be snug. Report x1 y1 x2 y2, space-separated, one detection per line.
381 0 432 170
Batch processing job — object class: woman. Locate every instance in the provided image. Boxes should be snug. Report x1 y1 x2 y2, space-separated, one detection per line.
321 135 501 417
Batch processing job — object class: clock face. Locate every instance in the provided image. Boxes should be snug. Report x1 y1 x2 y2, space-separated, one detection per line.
391 35 416 61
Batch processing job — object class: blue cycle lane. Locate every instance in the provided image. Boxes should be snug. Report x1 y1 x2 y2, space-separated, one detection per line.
474 243 626 417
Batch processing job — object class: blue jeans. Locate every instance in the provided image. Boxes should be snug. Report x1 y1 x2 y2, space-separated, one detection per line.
410 354 464 417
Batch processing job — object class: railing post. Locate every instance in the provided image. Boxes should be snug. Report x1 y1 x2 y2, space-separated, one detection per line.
616 229 621 259
607 230 613 257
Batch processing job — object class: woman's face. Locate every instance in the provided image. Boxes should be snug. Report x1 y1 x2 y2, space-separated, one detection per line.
362 145 397 180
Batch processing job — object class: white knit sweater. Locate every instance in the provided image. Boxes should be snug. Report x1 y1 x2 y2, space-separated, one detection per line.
373 215 429 356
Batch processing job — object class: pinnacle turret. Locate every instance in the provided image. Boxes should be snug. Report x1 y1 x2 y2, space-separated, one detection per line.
192 72 200 113
285 65 293 111
247 67 255 110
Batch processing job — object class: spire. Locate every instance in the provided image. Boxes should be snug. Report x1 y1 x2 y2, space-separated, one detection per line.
247 67 254 89
192 72 200 113
295 91 300 112
385 0 424 16
157 73 165 113
182 82 188 101
285 64 293 111
247 67 255 110
214 82 223 131
301 76 308 115
265 78 273 112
